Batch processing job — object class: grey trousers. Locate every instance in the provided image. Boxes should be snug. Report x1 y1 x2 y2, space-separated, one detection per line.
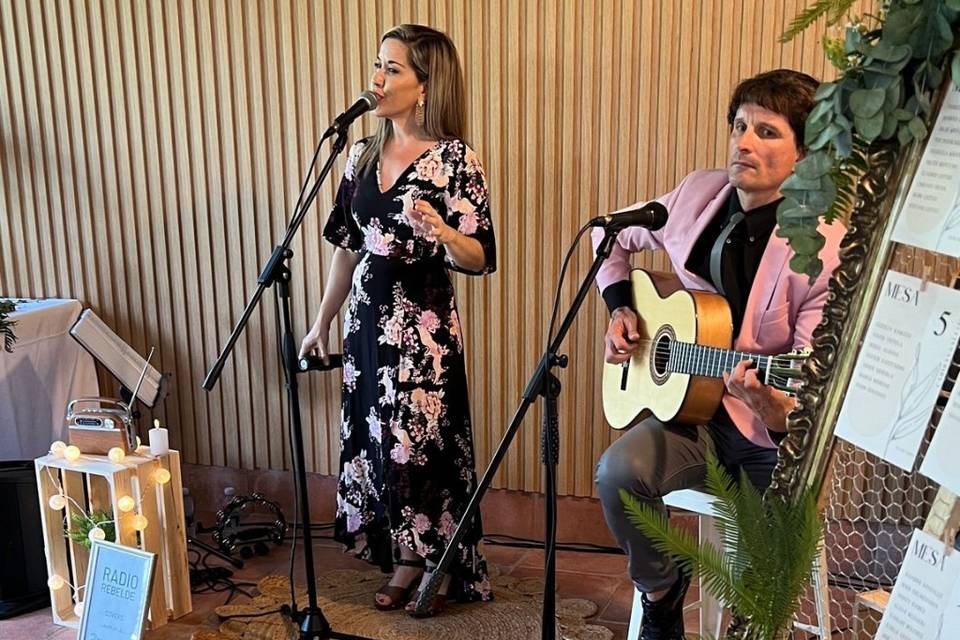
595 417 778 593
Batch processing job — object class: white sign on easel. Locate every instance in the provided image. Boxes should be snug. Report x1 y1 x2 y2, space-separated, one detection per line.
891 83 960 257
835 271 960 471
78 540 156 640
876 529 959 640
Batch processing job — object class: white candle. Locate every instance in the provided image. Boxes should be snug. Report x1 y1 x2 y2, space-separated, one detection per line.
149 426 169 456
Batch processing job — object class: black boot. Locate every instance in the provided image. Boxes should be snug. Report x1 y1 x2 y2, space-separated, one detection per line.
639 569 690 640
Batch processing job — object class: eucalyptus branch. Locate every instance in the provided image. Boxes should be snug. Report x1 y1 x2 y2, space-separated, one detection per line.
778 0 960 281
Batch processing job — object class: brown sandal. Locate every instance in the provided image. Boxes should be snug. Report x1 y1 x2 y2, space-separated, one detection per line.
373 558 426 611
405 570 449 618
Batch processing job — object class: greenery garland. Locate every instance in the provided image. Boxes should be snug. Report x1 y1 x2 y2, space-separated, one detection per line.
777 0 960 280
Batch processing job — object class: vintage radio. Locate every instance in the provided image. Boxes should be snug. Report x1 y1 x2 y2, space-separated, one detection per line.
67 347 154 455
66 398 138 454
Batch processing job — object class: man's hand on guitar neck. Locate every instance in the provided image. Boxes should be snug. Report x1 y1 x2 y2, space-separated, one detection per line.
723 358 797 433
604 306 641 365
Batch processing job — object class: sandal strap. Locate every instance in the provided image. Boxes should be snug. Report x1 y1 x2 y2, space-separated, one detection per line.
395 558 426 568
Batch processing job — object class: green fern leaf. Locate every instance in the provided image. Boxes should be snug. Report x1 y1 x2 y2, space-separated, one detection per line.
781 0 860 43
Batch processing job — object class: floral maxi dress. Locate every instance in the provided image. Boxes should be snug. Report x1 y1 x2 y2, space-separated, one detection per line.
322 138 496 603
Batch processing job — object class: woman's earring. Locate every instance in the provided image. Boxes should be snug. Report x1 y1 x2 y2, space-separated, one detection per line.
416 97 425 127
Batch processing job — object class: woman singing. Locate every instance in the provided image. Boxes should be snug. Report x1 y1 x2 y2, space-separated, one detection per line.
299 24 496 617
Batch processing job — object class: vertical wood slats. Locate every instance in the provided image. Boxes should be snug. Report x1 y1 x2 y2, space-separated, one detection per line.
0 0 866 496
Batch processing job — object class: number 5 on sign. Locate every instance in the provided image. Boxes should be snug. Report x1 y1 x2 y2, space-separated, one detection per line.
835 271 960 472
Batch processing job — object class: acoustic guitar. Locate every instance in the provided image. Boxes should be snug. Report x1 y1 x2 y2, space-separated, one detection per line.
601 269 805 430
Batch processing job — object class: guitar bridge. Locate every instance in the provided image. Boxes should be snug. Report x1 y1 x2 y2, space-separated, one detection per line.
620 362 629 391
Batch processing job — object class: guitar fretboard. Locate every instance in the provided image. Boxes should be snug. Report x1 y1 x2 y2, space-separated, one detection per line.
664 341 774 382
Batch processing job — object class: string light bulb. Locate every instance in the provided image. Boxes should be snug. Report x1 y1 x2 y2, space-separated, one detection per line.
48 494 67 510
117 495 136 512
107 447 126 463
153 468 171 485
47 574 66 590
73 601 84 617
87 527 106 543
131 514 149 531
50 441 67 457
63 445 81 462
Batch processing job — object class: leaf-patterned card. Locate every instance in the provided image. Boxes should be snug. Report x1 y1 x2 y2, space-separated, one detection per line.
835 270 960 471
876 528 959 640
891 83 960 257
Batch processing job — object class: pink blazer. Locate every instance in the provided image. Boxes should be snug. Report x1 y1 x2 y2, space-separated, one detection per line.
593 169 846 448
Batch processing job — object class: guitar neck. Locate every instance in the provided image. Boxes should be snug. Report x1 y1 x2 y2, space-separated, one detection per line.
667 342 774 382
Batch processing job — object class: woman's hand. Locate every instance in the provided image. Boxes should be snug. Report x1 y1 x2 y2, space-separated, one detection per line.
723 359 795 431
412 199 456 244
298 320 331 363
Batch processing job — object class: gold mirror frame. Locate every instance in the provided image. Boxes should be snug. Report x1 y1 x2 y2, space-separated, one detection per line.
767 141 919 504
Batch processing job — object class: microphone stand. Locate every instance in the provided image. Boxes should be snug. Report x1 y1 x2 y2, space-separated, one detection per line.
203 124 370 640
414 227 622 640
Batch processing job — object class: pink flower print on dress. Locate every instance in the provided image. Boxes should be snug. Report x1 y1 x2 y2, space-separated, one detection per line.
449 309 462 351
363 225 394 256
444 193 479 235
414 150 450 188
342 357 360 392
420 390 445 425
379 314 403 346
416 327 447 383
366 408 382 443
390 420 412 464
413 513 431 534
344 503 362 533
400 190 431 237
418 309 441 333
439 511 456 539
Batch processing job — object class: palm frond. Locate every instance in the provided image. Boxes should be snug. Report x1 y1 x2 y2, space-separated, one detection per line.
620 489 768 622
620 455 825 639
780 0 859 43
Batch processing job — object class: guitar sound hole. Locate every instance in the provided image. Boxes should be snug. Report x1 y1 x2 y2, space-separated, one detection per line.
653 334 671 377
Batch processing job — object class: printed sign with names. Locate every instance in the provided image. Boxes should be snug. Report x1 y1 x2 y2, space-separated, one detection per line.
891 83 960 257
876 529 959 640
78 540 156 640
920 377 960 494
835 271 960 471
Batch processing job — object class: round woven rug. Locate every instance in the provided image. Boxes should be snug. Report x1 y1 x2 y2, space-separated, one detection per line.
191 566 613 640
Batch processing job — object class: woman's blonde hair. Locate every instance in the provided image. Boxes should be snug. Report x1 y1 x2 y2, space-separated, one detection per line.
356 24 467 176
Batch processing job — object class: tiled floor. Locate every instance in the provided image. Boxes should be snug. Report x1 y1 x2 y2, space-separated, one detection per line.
0 535 703 640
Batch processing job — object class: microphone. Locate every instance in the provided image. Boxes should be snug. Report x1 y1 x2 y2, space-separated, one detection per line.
297 353 343 373
324 91 378 138
588 201 668 230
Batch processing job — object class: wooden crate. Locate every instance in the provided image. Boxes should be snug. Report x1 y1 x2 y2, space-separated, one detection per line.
34 450 192 629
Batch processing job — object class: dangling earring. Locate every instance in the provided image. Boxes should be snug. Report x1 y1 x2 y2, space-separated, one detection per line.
416 96 425 127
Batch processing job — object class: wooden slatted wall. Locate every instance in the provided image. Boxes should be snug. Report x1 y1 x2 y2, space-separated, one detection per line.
0 0 869 496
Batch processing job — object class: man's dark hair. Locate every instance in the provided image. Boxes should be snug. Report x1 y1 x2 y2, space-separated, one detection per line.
726 69 820 146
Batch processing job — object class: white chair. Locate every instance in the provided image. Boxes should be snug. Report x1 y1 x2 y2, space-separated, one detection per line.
626 489 831 639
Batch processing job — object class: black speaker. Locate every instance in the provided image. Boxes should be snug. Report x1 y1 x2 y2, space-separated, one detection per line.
0 461 50 619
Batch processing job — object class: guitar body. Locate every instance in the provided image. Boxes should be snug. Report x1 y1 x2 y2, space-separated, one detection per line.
602 269 734 429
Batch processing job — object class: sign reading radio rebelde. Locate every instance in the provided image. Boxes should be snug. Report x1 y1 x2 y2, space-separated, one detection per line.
78 540 156 640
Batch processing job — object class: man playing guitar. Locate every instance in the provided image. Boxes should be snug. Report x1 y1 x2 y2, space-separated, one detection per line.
593 69 846 640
